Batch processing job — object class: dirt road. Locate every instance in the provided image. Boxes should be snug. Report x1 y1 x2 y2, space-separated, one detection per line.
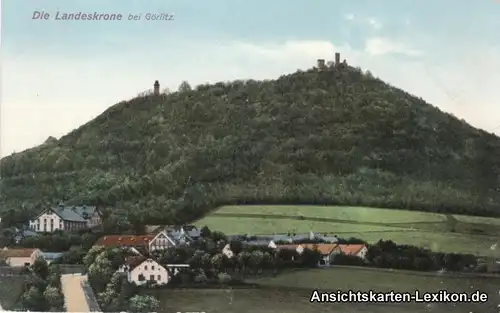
60 274 91 312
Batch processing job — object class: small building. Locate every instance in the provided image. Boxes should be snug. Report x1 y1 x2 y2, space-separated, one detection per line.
0 248 43 267
13 228 39 244
29 204 102 233
41 252 64 264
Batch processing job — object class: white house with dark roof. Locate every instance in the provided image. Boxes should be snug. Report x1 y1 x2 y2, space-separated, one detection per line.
29 204 102 232
118 257 189 286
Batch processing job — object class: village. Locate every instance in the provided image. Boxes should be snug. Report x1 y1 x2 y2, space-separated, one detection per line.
0 204 369 287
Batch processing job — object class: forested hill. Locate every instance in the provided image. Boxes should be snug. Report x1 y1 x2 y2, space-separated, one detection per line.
1 64 499 224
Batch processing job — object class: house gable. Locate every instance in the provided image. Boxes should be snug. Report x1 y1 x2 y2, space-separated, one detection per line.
33 208 64 221
129 258 169 285
149 231 177 251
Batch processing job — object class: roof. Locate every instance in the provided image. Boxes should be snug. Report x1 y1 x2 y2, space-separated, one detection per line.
125 256 147 269
52 206 86 222
277 244 362 255
42 252 64 259
334 244 367 255
34 205 98 222
0 248 39 258
244 240 272 246
72 206 98 219
94 235 155 247
168 229 200 241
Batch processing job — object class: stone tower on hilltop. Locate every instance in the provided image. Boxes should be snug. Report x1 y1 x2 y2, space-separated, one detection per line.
153 80 160 95
335 52 340 65
314 52 346 71
317 59 326 71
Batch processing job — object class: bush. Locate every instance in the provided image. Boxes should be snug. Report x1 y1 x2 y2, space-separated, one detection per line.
217 272 231 284
128 294 159 313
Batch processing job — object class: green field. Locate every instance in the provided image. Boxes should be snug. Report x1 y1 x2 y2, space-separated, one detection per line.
195 205 500 257
149 267 500 313
0 276 26 309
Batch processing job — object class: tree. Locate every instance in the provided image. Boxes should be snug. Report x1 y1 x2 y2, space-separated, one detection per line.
47 264 62 288
128 295 160 313
178 81 192 93
249 250 264 273
32 256 49 280
88 250 115 294
211 253 224 271
200 225 212 238
21 286 49 311
43 286 64 311
83 245 106 271
61 245 86 264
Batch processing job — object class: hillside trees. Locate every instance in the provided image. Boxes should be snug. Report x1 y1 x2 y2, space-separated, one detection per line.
1 66 499 222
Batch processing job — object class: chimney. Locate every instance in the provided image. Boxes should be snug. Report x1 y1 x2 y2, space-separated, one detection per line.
153 80 160 95
335 52 340 65
317 59 326 70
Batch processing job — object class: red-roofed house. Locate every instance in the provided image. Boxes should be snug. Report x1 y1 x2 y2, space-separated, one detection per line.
0 248 43 267
94 232 177 252
277 243 368 266
277 244 338 266
331 244 368 259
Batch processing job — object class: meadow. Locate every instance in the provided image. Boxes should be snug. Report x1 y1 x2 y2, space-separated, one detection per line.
150 267 500 313
0 276 26 309
195 205 500 257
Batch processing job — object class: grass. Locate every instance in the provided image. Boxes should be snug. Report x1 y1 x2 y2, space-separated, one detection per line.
197 216 402 234
0 276 26 309
194 205 500 257
149 267 500 313
452 214 500 225
215 205 447 223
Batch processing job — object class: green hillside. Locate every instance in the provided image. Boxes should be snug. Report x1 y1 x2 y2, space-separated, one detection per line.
1 64 499 223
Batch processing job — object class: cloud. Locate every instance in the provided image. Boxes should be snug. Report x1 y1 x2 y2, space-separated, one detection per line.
368 18 382 30
365 37 422 56
1 37 499 157
344 13 355 21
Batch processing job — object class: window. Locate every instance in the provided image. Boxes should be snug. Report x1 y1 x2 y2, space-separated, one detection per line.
150 275 155 281
50 224 54 231
36 224 39 230
157 275 161 281
138 274 145 281
152 266 155 270
144 265 148 270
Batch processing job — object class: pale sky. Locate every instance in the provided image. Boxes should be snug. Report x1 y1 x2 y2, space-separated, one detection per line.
1 0 499 157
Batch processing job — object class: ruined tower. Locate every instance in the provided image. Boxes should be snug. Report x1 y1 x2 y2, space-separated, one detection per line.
317 59 326 71
335 52 340 65
153 80 160 95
